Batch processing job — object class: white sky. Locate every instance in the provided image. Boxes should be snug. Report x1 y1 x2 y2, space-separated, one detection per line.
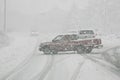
0 0 120 33
6 0 89 14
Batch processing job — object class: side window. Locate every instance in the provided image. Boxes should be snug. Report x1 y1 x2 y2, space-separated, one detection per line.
61 35 79 41
70 35 79 40
61 35 69 41
78 35 86 39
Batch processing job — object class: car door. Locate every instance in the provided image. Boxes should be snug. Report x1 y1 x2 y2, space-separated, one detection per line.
53 35 70 51
60 35 72 51
64 35 79 51
51 37 67 51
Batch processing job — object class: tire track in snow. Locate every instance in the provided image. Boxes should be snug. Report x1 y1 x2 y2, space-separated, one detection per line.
101 46 120 67
3 38 39 80
31 55 54 80
81 54 120 77
71 60 85 80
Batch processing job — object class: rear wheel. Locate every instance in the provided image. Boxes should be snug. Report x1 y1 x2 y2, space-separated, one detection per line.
85 46 93 53
52 50 58 54
76 46 85 54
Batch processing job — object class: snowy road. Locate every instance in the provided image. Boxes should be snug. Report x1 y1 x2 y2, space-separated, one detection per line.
31 55 54 80
4 49 120 80
6 55 47 80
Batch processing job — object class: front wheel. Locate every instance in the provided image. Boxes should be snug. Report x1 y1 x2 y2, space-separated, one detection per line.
43 48 51 54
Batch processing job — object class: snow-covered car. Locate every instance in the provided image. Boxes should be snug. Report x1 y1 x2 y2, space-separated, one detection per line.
39 34 102 54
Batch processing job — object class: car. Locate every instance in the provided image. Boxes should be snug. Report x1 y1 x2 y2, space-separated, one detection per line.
39 34 102 54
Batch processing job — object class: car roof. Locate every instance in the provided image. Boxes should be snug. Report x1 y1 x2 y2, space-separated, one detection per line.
60 34 77 36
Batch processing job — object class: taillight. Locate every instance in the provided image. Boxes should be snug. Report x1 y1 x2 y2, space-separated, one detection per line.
93 39 101 44
99 39 101 44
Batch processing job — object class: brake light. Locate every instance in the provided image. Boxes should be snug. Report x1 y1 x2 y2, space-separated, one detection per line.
93 39 101 44
99 39 101 44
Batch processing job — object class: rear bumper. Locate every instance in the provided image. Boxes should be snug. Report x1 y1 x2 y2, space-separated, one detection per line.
94 44 103 49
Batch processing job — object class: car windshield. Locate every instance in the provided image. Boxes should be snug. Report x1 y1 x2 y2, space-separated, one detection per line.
53 35 63 41
53 34 78 41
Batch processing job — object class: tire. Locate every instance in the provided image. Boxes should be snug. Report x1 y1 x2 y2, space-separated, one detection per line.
52 50 58 54
76 45 85 54
85 46 93 53
43 48 51 54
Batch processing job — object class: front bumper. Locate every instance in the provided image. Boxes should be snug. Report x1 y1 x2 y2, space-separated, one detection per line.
39 48 42 51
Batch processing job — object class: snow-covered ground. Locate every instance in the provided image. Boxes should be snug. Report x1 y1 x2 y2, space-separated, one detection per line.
0 32 38 80
43 54 120 80
0 32 120 80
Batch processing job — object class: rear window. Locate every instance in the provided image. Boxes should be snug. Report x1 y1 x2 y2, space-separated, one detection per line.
79 30 94 34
